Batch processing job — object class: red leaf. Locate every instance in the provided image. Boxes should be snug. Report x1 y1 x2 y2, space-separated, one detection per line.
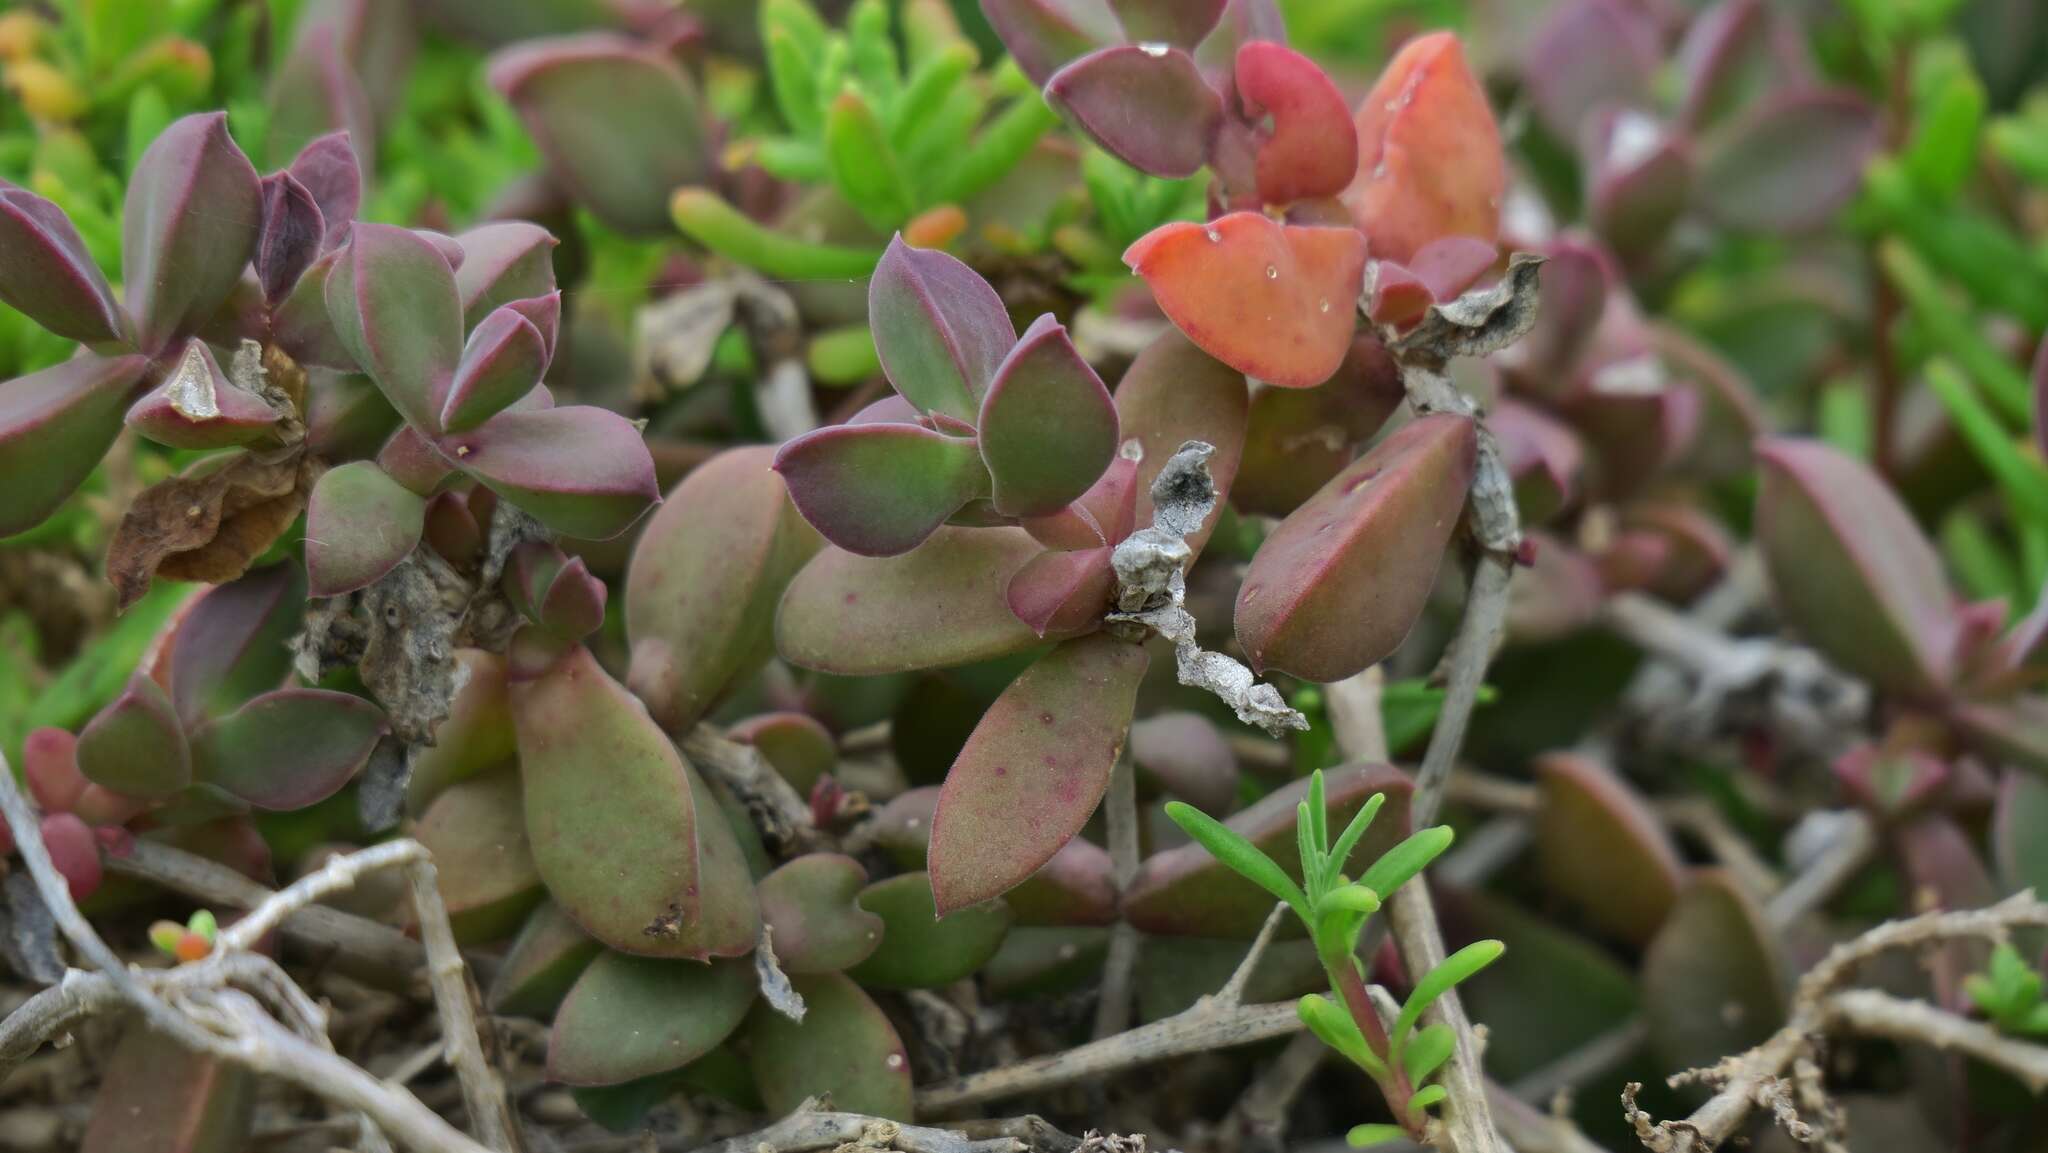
1236 41 1357 205
1342 32 1503 266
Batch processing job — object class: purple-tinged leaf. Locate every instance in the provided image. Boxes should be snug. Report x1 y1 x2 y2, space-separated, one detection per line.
506 292 561 361
777 527 1051 675
1110 0 1225 49
1503 242 1608 396
869 236 1016 423
377 425 456 496
1193 0 1288 81
444 306 549 432
1236 413 1476 681
1506 534 1602 644
1833 745 1950 819
40 812 104 901
24 729 86 814
76 674 192 800
747 972 911 1118
549 953 756 1086
928 634 1148 913
1127 767 1411 937
729 712 838 795
191 688 386 810
1950 696 2048 776
1130 711 1237 813
1521 0 1660 141
1697 89 1880 235
414 770 544 942
1675 0 1774 131
325 222 464 432
286 131 362 250
979 0 1120 87
773 423 990 557
849 871 1012 988
626 447 822 732
489 35 711 235
488 900 600 1019
269 250 356 370
1755 438 1956 696
1006 836 1118 926
266 25 376 185
1048 44 1223 180
757 854 886 974
1492 398 1583 525
979 315 1118 516
169 562 305 727
1125 213 1368 388
0 354 151 537
1235 40 1357 205
78 1028 253 1153
1641 871 1786 1070
0 184 125 343
256 172 325 306
453 222 559 329
1534 753 1684 946
1023 456 1140 550
1584 109 1692 260
1006 546 1114 637
304 461 427 597
442 405 659 540
1115 329 1249 549
512 645 702 955
123 113 263 354
125 341 281 450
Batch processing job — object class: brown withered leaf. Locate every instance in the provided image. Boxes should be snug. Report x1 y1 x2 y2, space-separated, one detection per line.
108 446 323 610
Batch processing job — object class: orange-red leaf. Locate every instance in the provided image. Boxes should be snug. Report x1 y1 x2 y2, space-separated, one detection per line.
1342 32 1503 266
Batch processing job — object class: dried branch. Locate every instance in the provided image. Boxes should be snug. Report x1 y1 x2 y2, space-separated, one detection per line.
702 1099 1074 1153
683 723 821 856
1385 885 1505 1153
1091 754 1142 1040
1823 989 2048 1093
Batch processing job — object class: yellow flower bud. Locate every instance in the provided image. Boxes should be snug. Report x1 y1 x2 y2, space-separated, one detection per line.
4 59 88 123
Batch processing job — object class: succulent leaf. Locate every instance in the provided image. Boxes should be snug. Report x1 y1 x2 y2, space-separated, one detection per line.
414 771 544 943
847 871 1011 988
0 354 151 537
452 222 559 329
774 423 990 557
1521 0 1660 142
1047 44 1222 180
325 222 465 432
1342 32 1502 266
0 182 125 343
747 972 912 1118
443 305 550 432
256 171 326 306
1124 212 1368 388
78 1027 252 1153
1235 41 1358 204
1109 0 1226 49
489 900 602 1019
442 405 660 540
190 688 385 810
928 633 1148 913
548 953 757 1086
978 315 1119 516
1235 413 1476 681
125 341 282 451
406 650 516 814
868 235 1017 423
626 447 823 732
76 674 192 800
1130 711 1238 813
1234 334 1402 517
1114 330 1250 550
1641 871 1786 1070
757 854 886 973
979 0 1120 87
123 113 262 354
1534 753 1685 945
1697 89 1880 234
168 562 305 727
1005 546 1115 637
304 461 427 597
1004 837 1119 926
728 712 839 795
285 131 362 250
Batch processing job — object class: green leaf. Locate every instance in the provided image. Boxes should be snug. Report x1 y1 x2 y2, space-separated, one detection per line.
1402 1022 1456 1085
1298 994 1384 1077
1316 885 1381 917
1881 241 2034 424
1391 940 1504 1065
1356 826 1454 903
1407 1084 1448 1112
1925 359 2048 523
846 872 1011 989
826 87 915 231
1347 1124 1406 1148
671 189 883 281
547 953 757 1086
847 0 900 109
891 42 977 155
1307 769 1329 861
1163 800 1309 919
763 21 825 137
1324 792 1385 894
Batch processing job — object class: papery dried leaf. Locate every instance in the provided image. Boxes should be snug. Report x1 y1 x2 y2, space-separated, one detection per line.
125 341 282 451
627 447 822 732
549 953 757 1086
847 871 1011 988
1697 89 1880 234
1235 414 1476 681
777 527 1052 675
774 423 990 557
1755 438 1956 696
325 222 464 431
413 771 544 942
868 236 1017 423
1236 41 1358 204
929 634 1148 912
1126 766 1410 936
190 688 385 810
0 354 150 537
757 854 885 974
980 0 1120 87
1125 213 1367 388
747 972 911 1118
1343 32 1503 266
1048 44 1222 180
0 183 125 343
979 315 1118 516
304 461 427 597
490 35 712 235
123 114 262 354
1534 753 1684 946
108 450 318 611
444 405 659 540
76 675 191 800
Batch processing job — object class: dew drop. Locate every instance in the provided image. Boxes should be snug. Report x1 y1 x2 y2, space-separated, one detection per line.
1318 298 1331 313
1265 265 1278 279
885 1053 906 1070
1204 226 1221 243
1120 437 1145 461
1243 584 1261 604
1137 41 1170 57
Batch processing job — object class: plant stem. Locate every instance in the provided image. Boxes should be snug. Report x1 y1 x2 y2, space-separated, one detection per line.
1092 752 1142 1039
1329 953 1421 1134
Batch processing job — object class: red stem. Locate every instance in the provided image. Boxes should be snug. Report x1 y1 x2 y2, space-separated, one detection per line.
1331 957 1422 1136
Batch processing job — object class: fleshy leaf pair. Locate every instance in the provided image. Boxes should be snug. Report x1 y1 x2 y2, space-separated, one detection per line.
503 542 609 679
311 221 657 595
73 564 387 813
774 237 1118 556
